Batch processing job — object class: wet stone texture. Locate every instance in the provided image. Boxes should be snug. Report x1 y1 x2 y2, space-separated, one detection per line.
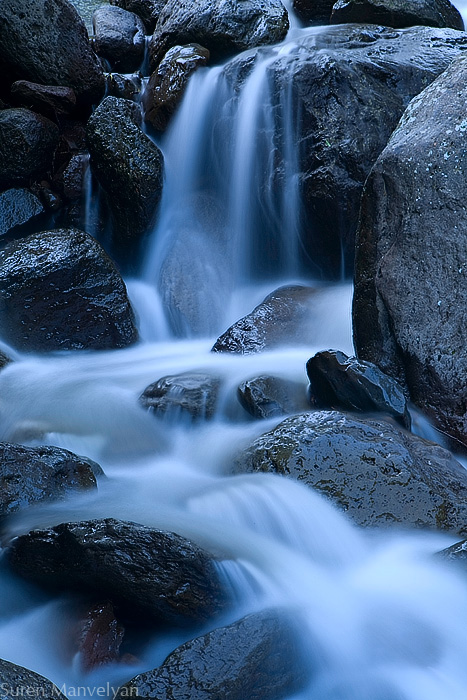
330 0 464 29
238 376 310 419
140 372 221 421
0 659 67 700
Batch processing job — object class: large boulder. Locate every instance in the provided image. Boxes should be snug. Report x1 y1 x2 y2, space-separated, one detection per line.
353 57 467 447
0 228 138 352
115 609 309 700
110 0 167 32
140 372 221 421
0 0 105 106
149 0 289 69
92 6 146 73
0 659 67 700
235 411 467 534
7 518 227 625
0 443 101 518
0 188 44 237
0 109 59 189
331 0 464 29
86 96 164 255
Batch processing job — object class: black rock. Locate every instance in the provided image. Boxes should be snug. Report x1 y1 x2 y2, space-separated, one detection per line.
115 609 310 700
149 0 289 69
0 188 44 237
0 0 105 107
306 350 411 428
10 81 77 120
0 109 60 189
235 411 467 534
105 72 141 100
140 373 221 421
331 0 464 30
0 228 138 352
293 0 334 23
0 659 67 700
238 376 309 419
7 518 228 626
0 443 101 518
93 6 146 73
110 0 167 32
353 56 467 447
438 540 467 567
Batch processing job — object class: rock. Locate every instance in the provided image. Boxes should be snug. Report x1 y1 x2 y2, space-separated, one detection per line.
293 0 334 23
75 600 125 673
238 376 309 419
86 96 164 255
149 0 289 69
7 518 227 625
438 539 467 568
235 411 467 534
110 0 167 32
331 0 464 30
0 188 44 237
0 0 105 107
0 352 12 370
0 228 138 352
306 350 411 428
0 659 67 700
93 6 146 73
212 286 317 354
115 609 309 700
0 443 101 518
10 81 77 120
105 72 141 100
0 109 60 189
143 44 210 131
140 373 221 421
353 57 467 447
55 154 89 202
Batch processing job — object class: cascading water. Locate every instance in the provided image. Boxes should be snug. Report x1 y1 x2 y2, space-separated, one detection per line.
1 2 467 699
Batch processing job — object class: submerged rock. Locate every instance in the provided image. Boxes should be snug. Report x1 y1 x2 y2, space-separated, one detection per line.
331 0 464 29
93 6 146 73
110 0 166 32
0 443 101 518
235 411 467 534
0 228 138 352
140 372 221 421
115 609 310 700
306 350 411 428
0 659 67 700
7 518 227 625
149 0 289 68
0 188 44 237
75 600 125 673
238 376 309 419
353 57 467 447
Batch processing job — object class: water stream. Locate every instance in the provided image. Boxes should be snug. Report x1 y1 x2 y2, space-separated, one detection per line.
1 1 467 698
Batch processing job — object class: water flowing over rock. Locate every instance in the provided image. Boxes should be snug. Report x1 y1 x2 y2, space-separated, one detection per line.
7 519 228 626
110 0 167 32
353 57 467 448
235 411 467 534
0 189 44 237
238 376 310 419
115 609 310 700
0 443 101 518
331 0 464 29
92 6 146 73
140 373 221 421
0 0 105 107
306 350 411 428
149 0 289 69
0 659 67 700
0 229 138 352
86 96 164 257
0 109 60 189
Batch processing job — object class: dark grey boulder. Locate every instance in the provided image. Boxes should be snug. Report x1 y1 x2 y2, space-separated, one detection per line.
238 376 310 419
293 0 334 23
212 286 318 354
149 0 289 69
0 0 105 106
7 518 228 625
235 411 467 534
0 109 59 189
353 57 467 448
105 72 141 100
140 372 221 421
93 6 146 73
110 0 167 32
10 81 77 119
143 44 210 131
331 0 464 30
0 443 101 518
0 228 138 352
306 350 411 428
0 659 67 700
0 188 44 237
115 609 309 700
86 96 164 253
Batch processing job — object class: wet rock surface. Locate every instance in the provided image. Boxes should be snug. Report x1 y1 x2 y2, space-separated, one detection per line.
93 6 146 73
110 0 166 32
75 600 125 673
212 286 318 354
235 411 467 534
143 44 210 131
7 518 227 626
0 228 138 352
149 0 289 68
353 57 467 447
306 350 410 428
140 373 221 421
0 188 44 237
0 659 67 700
331 0 464 29
293 0 335 23
115 609 309 700
438 539 467 567
10 81 77 120
238 376 309 419
0 0 105 107
0 443 101 518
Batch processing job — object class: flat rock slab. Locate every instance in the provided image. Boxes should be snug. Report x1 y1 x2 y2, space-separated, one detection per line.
331 0 464 29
